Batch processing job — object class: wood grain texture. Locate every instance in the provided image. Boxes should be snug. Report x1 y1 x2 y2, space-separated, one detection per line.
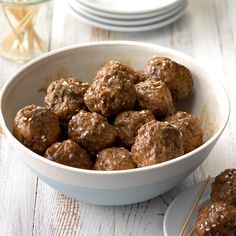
0 136 37 236
0 0 236 235
32 180 80 236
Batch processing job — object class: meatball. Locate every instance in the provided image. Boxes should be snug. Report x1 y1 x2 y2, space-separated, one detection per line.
211 169 236 207
45 139 93 169
135 79 175 117
195 202 236 236
68 110 117 155
136 70 148 84
97 60 141 84
131 120 184 167
94 147 136 171
142 56 193 101
84 66 136 117
13 105 60 155
164 111 203 153
44 77 89 121
114 110 155 147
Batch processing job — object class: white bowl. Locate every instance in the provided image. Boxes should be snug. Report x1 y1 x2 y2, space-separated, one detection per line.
0 41 230 205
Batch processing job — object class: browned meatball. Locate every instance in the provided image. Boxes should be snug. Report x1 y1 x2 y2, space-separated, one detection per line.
45 139 93 169
84 66 136 117
211 169 236 207
142 56 193 101
164 111 203 153
97 60 141 84
68 110 117 155
136 70 148 84
114 110 155 147
94 147 136 171
195 202 236 236
13 105 60 155
45 78 89 121
131 120 184 167
135 79 175 117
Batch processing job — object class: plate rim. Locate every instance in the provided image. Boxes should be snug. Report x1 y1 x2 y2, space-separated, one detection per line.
76 0 186 15
67 1 187 32
73 0 187 19
68 0 187 26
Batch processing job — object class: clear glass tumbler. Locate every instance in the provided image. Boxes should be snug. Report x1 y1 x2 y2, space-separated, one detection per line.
0 0 51 62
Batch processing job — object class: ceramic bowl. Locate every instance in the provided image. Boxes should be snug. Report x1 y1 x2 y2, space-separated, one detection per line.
0 41 230 205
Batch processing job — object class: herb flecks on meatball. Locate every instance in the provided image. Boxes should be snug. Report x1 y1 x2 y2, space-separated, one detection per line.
84 65 136 117
131 120 184 167
97 60 141 84
13 105 61 155
165 111 203 153
94 147 136 171
211 169 236 207
68 110 117 155
45 139 93 169
195 202 236 236
135 79 175 118
142 56 193 101
45 77 89 121
114 110 155 147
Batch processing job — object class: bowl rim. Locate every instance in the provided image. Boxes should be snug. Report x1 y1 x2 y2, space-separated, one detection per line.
0 40 230 175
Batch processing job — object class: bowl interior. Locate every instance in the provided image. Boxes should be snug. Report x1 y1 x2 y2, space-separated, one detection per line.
1 42 229 145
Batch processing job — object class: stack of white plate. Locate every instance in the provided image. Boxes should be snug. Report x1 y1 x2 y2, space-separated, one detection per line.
67 0 188 32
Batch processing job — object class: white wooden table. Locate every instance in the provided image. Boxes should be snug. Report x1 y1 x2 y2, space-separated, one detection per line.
0 0 235 235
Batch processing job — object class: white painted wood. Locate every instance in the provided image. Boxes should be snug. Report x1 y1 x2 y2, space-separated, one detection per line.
0 136 37 236
0 0 236 235
33 180 169 236
50 0 91 49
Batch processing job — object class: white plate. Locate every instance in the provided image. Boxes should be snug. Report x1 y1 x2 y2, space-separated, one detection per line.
67 2 186 32
77 0 185 15
68 0 187 26
163 179 214 236
73 0 187 19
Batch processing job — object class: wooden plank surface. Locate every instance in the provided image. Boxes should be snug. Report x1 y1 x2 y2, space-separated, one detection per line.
0 0 235 235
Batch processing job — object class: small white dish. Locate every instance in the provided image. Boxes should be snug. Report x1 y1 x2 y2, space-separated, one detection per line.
163 179 214 236
67 2 187 32
77 0 185 15
68 0 187 26
73 0 187 20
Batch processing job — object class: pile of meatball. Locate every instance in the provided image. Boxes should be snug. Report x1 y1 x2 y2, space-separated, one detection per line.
13 56 203 171
195 169 236 236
